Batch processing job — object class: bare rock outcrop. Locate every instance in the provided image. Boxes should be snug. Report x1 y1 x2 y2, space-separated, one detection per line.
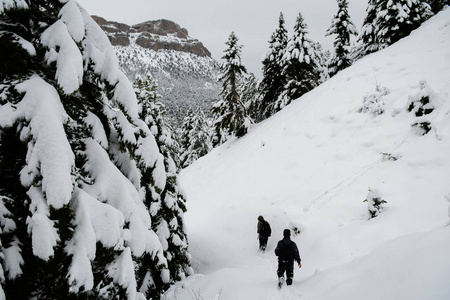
92 16 211 57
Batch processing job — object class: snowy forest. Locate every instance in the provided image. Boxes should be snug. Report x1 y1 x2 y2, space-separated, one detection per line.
0 0 449 299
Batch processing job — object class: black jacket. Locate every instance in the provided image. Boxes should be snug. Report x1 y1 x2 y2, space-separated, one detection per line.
275 237 301 264
257 216 271 238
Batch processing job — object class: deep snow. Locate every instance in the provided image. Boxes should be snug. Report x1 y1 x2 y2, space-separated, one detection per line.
167 8 450 300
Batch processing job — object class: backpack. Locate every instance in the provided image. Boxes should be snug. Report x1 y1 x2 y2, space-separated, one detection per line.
261 221 271 237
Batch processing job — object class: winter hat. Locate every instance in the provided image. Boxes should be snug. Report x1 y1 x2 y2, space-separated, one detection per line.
283 229 291 237
258 216 264 221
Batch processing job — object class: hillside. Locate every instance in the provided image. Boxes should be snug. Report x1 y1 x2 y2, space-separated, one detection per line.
93 16 220 125
168 8 450 300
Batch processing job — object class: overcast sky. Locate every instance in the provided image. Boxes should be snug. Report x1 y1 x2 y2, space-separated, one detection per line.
75 0 368 78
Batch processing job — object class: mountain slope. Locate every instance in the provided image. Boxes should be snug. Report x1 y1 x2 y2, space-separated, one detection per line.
94 16 220 125
169 9 450 300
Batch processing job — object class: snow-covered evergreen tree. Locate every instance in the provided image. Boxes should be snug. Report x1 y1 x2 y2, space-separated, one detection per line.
240 73 259 122
377 0 432 47
326 0 358 77
427 0 450 13
257 12 289 122
354 0 384 59
0 1 190 299
359 83 389 115
179 107 212 168
133 76 193 296
212 31 251 146
355 0 432 60
277 13 321 110
407 80 438 135
364 188 387 218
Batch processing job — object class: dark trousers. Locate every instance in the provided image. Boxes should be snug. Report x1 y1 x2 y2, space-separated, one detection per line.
277 261 294 285
259 237 268 251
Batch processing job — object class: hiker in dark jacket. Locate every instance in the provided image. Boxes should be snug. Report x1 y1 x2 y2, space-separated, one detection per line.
274 229 301 287
257 215 271 251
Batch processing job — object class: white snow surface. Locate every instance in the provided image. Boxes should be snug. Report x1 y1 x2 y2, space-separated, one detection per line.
169 9 450 300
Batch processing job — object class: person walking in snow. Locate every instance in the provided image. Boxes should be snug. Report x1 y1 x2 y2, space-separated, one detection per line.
275 229 302 288
257 215 271 251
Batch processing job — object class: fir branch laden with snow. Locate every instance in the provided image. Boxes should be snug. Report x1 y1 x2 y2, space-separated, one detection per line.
364 188 387 219
0 1 191 299
407 80 438 135
359 83 389 115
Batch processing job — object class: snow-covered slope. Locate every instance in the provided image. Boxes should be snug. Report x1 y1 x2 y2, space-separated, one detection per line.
115 43 220 124
169 9 450 300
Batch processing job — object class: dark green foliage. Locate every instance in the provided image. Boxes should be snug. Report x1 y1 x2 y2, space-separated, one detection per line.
280 13 321 106
364 197 387 218
408 95 433 117
240 73 259 122
426 0 450 13
89 243 128 299
212 32 250 146
363 188 387 218
179 107 212 168
29 207 76 300
377 0 432 46
355 0 385 59
133 76 192 298
0 126 32 299
356 0 432 60
0 125 77 299
326 0 358 77
0 33 33 80
412 121 432 135
407 81 435 135
1 2 188 298
257 13 289 121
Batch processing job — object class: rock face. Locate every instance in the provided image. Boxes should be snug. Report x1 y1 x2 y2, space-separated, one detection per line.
92 16 211 57
93 16 220 125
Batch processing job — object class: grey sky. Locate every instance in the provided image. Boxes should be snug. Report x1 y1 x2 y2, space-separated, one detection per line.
75 0 368 78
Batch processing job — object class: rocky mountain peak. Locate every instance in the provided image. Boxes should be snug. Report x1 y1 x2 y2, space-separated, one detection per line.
92 16 211 57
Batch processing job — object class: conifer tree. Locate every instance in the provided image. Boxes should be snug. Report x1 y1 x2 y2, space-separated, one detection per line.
354 0 384 60
179 107 212 168
355 0 432 60
277 13 321 110
133 76 192 297
240 73 259 121
427 0 450 13
257 12 289 121
0 1 191 299
376 0 432 46
312 42 332 84
326 0 358 77
212 31 251 146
